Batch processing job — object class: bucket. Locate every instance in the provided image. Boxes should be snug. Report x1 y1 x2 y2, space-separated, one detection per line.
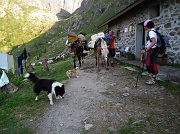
128 53 135 60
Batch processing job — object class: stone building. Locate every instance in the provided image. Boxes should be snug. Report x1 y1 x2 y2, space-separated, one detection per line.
99 0 180 64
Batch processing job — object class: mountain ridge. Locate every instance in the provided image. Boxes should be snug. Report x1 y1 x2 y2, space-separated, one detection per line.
1 0 136 62
0 0 83 53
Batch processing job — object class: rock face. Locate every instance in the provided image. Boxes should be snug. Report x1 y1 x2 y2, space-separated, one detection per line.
73 0 93 14
20 0 83 14
0 0 84 21
0 0 85 53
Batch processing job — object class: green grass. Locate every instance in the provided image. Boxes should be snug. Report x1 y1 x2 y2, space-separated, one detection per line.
118 117 146 134
118 114 163 134
0 58 73 134
167 63 180 68
158 80 180 95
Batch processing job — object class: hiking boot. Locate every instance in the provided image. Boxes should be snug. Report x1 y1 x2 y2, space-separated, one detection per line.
146 77 152 82
145 77 156 85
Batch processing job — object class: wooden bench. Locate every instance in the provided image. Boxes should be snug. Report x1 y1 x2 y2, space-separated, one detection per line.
157 53 167 65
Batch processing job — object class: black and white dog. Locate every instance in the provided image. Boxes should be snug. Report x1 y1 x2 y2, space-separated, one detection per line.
24 72 65 105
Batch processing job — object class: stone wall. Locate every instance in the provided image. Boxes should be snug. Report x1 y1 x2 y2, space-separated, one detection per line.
154 0 180 64
108 0 180 64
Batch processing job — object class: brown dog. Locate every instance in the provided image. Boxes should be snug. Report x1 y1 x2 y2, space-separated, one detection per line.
66 67 79 79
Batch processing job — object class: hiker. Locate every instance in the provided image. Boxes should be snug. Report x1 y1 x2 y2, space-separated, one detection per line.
109 31 116 67
141 20 158 85
104 30 112 45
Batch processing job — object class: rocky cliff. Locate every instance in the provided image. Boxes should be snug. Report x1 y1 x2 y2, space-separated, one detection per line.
0 0 135 53
20 0 83 14
0 0 84 52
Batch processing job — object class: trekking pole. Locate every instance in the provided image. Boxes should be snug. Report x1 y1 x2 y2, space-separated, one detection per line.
135 52 145 87
135 70 140 87
140 53 145 77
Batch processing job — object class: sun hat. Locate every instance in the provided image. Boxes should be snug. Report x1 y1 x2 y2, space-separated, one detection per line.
68 33 78 43
144 19 152 27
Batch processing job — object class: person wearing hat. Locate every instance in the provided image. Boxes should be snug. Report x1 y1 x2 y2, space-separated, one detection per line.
141 20 158 85
105 30 115 67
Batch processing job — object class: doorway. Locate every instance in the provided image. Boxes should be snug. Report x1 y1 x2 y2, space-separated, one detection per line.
135 23 145 59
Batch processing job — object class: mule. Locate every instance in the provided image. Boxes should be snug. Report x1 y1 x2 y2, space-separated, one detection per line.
69 41 87 68
94 38 109 71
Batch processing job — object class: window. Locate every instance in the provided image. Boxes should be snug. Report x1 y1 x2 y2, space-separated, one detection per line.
149 2 160 18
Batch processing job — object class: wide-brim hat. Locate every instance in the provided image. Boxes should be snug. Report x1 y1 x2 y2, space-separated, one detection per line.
68 33 78 43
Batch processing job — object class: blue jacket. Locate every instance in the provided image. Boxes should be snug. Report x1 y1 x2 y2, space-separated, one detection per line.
105 35 112 43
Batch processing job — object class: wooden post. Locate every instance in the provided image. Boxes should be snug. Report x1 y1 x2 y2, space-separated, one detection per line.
42 58 49 71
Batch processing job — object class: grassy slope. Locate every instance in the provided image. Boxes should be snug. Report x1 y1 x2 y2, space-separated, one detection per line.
11 0 124 61
0 58 73 134
0 0 54 53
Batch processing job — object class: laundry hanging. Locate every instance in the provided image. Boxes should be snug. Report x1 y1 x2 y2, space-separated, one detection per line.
17 55 23 76
0 52 14 74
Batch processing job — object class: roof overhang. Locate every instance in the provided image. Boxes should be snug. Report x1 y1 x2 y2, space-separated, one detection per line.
98 0 145 28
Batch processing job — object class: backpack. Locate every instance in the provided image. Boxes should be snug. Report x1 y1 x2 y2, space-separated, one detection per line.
104 34 112 46
148 30 170 52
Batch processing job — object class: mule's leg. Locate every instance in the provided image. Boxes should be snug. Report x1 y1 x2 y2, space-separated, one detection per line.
73 57 76 68
96 53 100 72
105 56 109 70
82 56 84 64
100 56 104 66
78 56 81 67
48 93 54 105
95 55 97 66
96 53 98 68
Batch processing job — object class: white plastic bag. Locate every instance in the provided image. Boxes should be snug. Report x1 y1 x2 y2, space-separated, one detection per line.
0 70 9 88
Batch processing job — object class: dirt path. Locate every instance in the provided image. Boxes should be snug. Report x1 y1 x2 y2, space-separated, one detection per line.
34 54 180 134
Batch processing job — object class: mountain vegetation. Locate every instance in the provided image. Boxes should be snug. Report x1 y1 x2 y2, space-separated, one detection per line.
0 0 136 62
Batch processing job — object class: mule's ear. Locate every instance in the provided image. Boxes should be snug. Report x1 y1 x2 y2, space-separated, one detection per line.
24 73 30 78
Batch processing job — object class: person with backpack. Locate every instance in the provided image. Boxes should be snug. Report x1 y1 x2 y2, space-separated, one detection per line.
141 20 158 85
104 30 116 67
108 31 116 67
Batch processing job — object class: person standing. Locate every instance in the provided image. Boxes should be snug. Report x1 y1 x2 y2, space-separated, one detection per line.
108 31 115 67
141 20 158 85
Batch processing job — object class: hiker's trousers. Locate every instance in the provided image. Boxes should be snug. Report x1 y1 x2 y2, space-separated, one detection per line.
146 48 158 75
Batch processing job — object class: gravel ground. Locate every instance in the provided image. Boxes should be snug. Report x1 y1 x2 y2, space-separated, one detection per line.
34 54 180 134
